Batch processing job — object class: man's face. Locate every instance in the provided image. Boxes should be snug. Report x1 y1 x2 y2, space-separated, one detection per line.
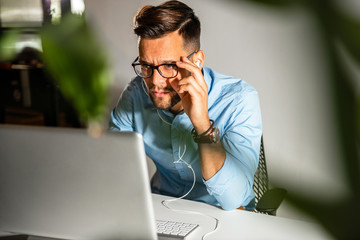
138 31 191 111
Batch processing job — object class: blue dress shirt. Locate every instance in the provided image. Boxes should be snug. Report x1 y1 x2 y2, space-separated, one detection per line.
109 67 262 210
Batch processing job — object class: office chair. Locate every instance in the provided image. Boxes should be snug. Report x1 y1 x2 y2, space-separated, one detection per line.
253 136 287 215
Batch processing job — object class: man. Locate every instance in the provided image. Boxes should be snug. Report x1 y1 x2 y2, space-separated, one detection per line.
109 0 262 211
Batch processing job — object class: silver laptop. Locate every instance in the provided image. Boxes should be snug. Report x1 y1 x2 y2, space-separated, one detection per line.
0 125 157 240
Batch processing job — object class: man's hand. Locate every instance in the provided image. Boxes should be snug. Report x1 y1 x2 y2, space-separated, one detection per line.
170 56 226 181
170 56 210 134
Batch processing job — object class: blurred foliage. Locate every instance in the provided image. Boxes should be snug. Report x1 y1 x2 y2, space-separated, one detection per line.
232 0 360 239
0 30 20 61
358 95 360 140
41 13 111 128
337 12 360 67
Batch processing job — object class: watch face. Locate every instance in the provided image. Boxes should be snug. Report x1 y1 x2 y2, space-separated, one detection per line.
211 127 220 143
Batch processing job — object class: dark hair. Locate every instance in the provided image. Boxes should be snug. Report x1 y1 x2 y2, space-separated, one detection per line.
133 0 201 51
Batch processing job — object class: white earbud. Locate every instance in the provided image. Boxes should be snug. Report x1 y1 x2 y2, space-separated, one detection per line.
195 61 201 68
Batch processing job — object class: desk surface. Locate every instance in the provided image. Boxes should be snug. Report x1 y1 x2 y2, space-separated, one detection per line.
153 194 333 240
1 194 333 240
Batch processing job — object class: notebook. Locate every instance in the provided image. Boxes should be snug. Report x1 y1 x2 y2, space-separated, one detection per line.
0 125 157 240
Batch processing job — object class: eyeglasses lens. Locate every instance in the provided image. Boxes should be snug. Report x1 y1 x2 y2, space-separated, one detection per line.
158 65 178 78
134 64 178 78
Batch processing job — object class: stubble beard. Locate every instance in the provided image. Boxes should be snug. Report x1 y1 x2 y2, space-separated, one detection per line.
150 89 181 110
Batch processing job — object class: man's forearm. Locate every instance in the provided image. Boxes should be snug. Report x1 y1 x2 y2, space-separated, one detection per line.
198 142 226 180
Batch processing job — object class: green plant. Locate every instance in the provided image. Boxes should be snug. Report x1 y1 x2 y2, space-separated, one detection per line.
41 13 111 133
0 30 19 61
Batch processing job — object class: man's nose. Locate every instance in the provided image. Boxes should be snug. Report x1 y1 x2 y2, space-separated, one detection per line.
152 69 167 86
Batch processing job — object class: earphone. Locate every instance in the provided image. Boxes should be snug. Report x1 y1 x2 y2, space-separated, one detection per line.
195 61 201 68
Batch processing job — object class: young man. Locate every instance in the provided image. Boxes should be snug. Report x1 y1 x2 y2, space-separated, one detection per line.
109 0 262 210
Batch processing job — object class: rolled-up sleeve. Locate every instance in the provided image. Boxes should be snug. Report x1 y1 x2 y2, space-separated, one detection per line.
203 90 262 210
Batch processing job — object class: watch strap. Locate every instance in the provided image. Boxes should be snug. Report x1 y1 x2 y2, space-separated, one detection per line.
191 120 220 144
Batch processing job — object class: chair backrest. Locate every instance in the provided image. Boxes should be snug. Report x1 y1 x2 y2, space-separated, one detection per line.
252 137 287 215
253 136 269 206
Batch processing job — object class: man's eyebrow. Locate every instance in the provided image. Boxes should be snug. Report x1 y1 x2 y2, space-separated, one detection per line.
139 59 151 65
139 59 177 65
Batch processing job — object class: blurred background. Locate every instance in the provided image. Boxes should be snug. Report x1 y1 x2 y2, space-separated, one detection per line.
1 0 359 226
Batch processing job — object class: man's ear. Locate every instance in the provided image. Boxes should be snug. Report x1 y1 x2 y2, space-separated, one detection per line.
193 50 204 69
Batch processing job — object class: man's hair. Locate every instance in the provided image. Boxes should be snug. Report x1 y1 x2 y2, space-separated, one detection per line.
133 0 201 51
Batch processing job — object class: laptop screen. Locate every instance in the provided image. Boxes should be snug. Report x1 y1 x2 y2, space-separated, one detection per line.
0 125 157 240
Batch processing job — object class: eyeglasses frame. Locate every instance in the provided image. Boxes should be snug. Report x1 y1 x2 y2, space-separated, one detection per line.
131 51 198 79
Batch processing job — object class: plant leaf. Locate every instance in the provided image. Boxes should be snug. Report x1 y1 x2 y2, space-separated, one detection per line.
41 13 112 126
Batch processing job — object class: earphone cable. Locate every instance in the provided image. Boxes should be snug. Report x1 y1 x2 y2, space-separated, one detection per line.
157 110 219 239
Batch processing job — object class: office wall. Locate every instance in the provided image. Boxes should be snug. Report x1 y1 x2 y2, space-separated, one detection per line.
84 0 359 220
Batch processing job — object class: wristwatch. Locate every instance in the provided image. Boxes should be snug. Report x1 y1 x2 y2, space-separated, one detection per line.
191 120 220 144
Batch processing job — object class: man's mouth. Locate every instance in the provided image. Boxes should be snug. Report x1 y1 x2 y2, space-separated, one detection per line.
152 91 170 97
150 86 173 97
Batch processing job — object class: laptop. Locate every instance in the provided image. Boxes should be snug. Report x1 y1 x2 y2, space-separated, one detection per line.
0 125 157 240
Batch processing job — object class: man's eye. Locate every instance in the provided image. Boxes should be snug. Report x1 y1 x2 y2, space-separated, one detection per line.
163 64 176 69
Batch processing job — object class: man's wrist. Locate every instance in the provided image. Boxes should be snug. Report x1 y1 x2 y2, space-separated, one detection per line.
193 118 211 134
191 120 220 144
194 120 214 136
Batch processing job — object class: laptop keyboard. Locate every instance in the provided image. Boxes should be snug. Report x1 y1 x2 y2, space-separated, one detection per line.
156 220 198 239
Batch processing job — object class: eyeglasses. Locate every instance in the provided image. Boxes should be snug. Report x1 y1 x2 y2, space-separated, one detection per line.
131 51 197 79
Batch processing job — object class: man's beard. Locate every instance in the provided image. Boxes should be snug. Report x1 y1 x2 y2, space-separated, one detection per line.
149 88 181 110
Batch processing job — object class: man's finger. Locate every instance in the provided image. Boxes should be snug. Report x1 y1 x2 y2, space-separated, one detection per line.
177 58 201 76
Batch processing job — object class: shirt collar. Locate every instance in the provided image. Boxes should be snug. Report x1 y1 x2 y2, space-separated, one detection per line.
202 67 212 94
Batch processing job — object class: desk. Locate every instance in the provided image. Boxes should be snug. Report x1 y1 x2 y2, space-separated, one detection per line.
153 194 333 240
1 194 333 240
